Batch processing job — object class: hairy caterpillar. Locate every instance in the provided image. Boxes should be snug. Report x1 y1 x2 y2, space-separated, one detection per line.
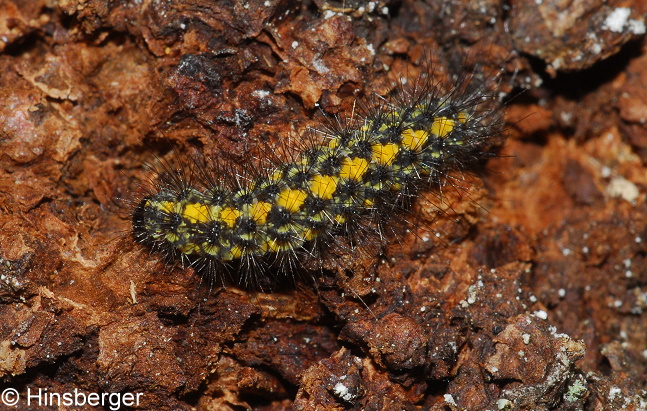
132 64 505 288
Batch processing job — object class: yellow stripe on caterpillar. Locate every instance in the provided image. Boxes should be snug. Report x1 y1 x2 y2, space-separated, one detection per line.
248 201 273 224
430 117 455 138
183 203 210 224
401 129 429 151
339 157 369 181
277 188 308 212
310 174 338 199
220 207 242 228
372 143 399 165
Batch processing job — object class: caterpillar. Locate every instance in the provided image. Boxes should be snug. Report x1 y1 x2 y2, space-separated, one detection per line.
131 63 505 288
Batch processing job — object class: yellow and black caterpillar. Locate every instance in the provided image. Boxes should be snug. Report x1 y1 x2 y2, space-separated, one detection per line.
132 71 504 285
